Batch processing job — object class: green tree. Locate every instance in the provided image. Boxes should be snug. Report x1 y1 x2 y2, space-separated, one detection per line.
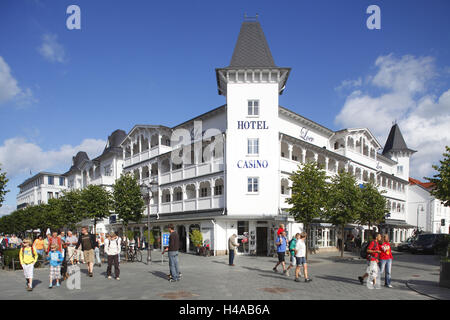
358 182 389 236
0 164 9 208
112 173 145 259
112 173 145 229
326 171 362 257
286 162 328 258
79 185 112 234
59 189 83 230
425 146 450 207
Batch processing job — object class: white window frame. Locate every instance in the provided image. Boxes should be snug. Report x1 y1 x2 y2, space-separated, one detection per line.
247 100 260 117
247 177 259 194
247 138 259 156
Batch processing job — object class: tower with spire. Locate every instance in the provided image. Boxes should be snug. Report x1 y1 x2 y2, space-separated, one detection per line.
382 123 416 181
215 17 291 217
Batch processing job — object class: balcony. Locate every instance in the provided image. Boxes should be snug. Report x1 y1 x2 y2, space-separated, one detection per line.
159 159 224 185
124 145 173 168
147 195 224 215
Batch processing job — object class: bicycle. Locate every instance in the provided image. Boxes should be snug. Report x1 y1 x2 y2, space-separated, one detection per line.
126 245 142 262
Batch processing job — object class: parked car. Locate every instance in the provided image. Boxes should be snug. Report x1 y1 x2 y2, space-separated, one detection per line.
410 234 448 254
396 237 415 252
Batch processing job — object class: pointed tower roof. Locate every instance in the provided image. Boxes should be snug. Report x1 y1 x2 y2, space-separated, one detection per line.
215 17 290 96
228 21 276 68
382 124 416 155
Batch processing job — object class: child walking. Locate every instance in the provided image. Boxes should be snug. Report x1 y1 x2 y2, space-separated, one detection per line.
46 243 63 288
19 238 38 291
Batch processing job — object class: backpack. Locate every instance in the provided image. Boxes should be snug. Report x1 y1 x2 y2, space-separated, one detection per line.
360 242 369 259
289 238 296 251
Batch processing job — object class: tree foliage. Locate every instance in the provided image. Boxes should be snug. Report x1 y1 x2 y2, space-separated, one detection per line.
326 171 362 257
0 163 9 208
112 173 145 227
357 182 389 231
425 145 450 207
79 184 112 234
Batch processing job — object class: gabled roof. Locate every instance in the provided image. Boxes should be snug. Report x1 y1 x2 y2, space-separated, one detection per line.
228 21 276 68
382 124 416 155
409 177 434 190
335 128 382 149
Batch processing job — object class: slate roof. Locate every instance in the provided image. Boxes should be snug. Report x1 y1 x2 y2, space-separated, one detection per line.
63 151 89 176
382 124 416 155
228 21 276 68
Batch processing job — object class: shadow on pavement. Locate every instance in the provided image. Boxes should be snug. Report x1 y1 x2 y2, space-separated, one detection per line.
150 270 169 280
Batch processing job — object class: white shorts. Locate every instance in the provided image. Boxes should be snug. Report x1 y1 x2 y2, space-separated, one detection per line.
22 264 34 279
290 255 296 266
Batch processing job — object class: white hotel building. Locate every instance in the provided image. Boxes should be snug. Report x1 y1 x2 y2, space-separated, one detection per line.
16 172 67 209
119 20 416 255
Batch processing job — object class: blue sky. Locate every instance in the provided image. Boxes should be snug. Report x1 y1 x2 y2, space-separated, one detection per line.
1 0 449 214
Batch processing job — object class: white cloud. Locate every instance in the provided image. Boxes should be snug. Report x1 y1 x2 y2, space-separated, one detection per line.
38 33 66 63
0 204 14 217
0 56 36 106
335 54 450 179
0 138 106 179
335 77 362 92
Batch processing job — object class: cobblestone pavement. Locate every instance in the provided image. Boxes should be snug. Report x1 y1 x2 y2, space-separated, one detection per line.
0 250 445 300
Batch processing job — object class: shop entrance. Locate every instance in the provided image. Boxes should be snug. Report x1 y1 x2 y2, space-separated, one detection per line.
177 225 187 252
256 227 268 256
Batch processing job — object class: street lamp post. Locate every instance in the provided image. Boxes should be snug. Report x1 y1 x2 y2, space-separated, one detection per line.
140 180 158 265
417 204 424 231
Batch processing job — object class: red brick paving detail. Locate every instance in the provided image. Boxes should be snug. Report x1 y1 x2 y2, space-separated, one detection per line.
259 287 293 293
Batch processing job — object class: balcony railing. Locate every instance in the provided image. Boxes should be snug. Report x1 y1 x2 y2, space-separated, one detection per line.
145 195 224 215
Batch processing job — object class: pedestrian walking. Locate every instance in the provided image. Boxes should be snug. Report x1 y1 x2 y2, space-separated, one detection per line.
379 234 393 288
32 234 45 257
43 234 50 253
163 224 180 282
46 231 63 255
75 226 98 277
285 234 297 277
273 231 288 275
358 233 382 288
105 232 121 280
228 234 239 266
19 239 38 291
94 234 102 267
65 231 78 265
46 243 63 288
294 232 312 282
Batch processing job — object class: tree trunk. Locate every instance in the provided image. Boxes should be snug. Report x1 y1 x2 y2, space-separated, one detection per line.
341 225 345 257
94 218 97 236
123 224 128 262
368 222 371 241
305 223 309 260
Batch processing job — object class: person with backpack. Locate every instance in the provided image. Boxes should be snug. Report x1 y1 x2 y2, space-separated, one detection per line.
358 233 382 286
273 231 288 275
105 232 121 280
75 226 98 277
295 232 312 283
19 238 38 291
285 233 298 277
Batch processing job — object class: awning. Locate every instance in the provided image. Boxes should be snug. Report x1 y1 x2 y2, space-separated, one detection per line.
380 219 415 228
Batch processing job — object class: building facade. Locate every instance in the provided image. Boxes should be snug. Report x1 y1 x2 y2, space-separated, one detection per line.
407 178 450 234
16 172 67 209
118 20 417 255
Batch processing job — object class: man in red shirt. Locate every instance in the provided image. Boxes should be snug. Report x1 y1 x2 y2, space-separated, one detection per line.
379 234 393 288
358 233 381 285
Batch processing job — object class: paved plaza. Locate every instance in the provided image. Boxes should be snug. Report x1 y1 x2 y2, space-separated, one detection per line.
0 250 447 300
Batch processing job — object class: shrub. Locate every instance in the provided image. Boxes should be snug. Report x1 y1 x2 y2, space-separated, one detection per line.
189 229 203 248
1 248 43 270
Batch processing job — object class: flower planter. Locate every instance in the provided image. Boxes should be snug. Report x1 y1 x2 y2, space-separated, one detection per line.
439 261 450 288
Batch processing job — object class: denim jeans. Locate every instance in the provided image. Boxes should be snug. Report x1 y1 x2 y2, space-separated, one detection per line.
229 249 235 265
168 251 179 280
379 259 392 285
94 247 101 264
